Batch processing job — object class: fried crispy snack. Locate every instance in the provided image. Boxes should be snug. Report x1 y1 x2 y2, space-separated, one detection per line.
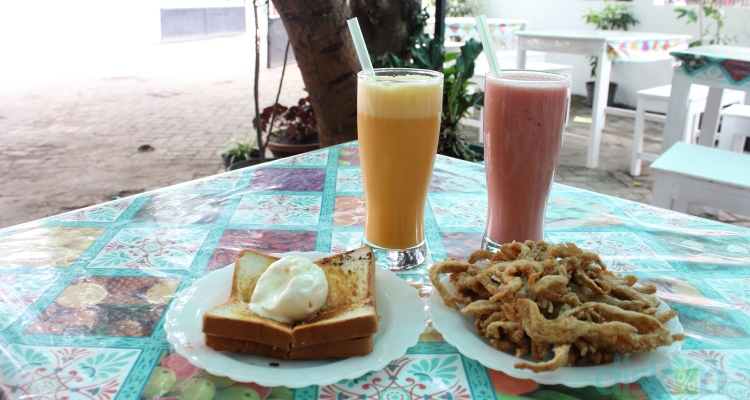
429 241 684 372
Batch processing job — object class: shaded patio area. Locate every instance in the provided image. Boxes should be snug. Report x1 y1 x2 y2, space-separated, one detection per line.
1 34 747 228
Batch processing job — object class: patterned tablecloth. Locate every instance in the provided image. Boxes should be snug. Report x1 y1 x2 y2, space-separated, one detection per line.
1 142 750 400
515 31 691 63
671 45 750 89
444 17 530 50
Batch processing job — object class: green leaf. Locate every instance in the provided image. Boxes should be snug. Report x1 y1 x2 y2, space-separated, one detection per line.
440 355 458 369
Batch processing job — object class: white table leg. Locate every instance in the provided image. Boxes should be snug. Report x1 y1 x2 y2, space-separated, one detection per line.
586 48 611 169
630 99 646 177
697 87 724 147
517 48 527 69
662 72 693 153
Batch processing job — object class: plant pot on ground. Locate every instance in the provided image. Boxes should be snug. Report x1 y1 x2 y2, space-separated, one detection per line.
581 2 638 108
227 157 267 171
220 137 264 171
256 97 320 159
585 81 618 108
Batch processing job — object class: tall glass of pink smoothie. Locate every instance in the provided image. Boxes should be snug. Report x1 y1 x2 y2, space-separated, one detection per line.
482 70 570 250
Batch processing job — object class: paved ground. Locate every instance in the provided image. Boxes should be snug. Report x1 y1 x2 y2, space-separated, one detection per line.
1 34 747 229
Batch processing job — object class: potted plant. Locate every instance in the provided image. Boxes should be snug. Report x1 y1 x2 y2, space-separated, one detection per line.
674 0 735 47
220 136 264 171
255 97 320 159
582 1 640 107
435 39 485 162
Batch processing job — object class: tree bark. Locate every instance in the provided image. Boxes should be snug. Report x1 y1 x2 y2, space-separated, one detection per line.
272 0 359 147
351 0 422 58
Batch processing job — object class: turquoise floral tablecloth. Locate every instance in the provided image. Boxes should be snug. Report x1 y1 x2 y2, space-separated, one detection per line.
671 45 750 89
1 142 749 399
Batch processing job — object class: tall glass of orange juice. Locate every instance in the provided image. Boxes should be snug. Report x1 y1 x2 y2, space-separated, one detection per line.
357 68 443 270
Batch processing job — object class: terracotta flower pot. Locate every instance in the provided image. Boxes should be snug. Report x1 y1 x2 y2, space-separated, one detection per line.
266 141 319 158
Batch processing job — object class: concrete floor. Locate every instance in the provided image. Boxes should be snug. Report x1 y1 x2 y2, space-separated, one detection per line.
1 35 747 229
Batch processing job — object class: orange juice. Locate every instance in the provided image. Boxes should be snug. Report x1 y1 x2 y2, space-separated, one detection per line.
357 70 443 250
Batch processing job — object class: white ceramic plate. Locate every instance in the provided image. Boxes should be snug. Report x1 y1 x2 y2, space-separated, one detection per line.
428 276 683 387
164 251 425 388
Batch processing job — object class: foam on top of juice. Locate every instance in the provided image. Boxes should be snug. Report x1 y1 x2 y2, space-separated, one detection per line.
358 75 442 119
487 71 570 89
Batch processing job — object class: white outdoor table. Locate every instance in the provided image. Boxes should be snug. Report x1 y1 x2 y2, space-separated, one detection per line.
515 31 691 168
662 45 750 152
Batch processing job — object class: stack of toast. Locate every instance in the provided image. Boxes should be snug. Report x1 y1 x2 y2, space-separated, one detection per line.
202 247 378 360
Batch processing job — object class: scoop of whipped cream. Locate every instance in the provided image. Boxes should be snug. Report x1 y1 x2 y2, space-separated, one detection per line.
249 256 329 324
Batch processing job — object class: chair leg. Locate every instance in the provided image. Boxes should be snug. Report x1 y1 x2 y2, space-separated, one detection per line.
733 135 745 152
630 100 646 177
718 117 735 151
690 112 700 144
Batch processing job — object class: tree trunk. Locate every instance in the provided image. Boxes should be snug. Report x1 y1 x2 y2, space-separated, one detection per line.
351 0 422 59
272 0 360 147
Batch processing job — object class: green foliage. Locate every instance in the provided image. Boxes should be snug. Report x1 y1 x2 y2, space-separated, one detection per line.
582 1 640 78
443 39 485 128
370 9 483 162
582 2 640 31
221 136 260 165
427 0 485 18
675 0 735 47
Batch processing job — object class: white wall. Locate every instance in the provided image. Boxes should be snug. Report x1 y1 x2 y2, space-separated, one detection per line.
483 0 750 106
0 0 265 87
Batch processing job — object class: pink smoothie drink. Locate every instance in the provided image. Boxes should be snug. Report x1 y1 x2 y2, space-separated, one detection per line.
482 70 570 246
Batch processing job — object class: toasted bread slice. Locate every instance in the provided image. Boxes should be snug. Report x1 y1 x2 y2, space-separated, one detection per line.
204 335 374 360
202 250 293 349
204 334 289 359
292 247 377 347
202 246 377 358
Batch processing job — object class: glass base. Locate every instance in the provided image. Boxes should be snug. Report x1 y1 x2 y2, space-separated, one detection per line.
362 237 426 271
481 235 504 253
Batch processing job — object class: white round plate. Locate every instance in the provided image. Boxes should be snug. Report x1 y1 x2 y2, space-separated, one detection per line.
165 251 425 388
428 276 683 387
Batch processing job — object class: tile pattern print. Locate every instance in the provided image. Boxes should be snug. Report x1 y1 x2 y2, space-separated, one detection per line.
0 344 139 400
207 229 317 270
333 196 366 227
660 349 750 398
61 200 131 223
0 274 58 331
0 227 104 268
230 195 322 226
546 231 675 272
132 193 226 224
27 276 180 337
276 148 329 166
430 195 487 228
88 228 209 270
248 168 326 192
320 355 471 400
0 145 748 400
336 168 363 192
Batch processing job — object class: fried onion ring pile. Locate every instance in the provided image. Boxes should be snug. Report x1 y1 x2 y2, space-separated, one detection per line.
428 240 684 372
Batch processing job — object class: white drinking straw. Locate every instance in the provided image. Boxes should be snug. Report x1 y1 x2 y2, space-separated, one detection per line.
475 15 502 77
347 17 375 78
